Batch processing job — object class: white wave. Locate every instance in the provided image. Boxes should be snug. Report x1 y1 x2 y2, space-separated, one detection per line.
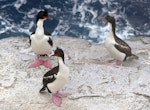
14 0 27 10
52 20 71 36
99 0 108 5
44 5 53 9
72 0 77 15
85 7 98 23
0 0 149 42
54 0 135 42
27 8 39 18
72 0 98 22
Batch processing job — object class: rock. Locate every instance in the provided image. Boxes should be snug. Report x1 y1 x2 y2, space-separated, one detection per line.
0 36 150 110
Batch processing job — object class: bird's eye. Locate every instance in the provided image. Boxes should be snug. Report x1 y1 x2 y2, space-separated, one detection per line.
42 16 48 19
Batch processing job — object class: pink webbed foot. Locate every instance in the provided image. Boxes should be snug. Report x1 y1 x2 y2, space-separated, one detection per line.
29 55 52 68
55 92 70 98
52 94 62 107
115 60 123 66
106 60 123 67
43 59 52 69
52 92 70 107
29 59 44 68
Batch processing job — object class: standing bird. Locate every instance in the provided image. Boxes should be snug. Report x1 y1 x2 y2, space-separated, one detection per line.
39 47 70 107
29 9 53 68
98 15 138 66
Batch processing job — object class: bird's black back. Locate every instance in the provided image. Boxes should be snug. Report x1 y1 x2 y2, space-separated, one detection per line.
43 66 59 86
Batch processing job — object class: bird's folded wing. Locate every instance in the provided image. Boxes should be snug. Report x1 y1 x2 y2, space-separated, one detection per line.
114 43 131 56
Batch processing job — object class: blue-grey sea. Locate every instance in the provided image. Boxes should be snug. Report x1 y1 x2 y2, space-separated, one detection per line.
0 0 150 43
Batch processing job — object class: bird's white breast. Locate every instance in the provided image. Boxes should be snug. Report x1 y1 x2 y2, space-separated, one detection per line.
47 62 69 93
105 33 125 61
30 34 52 55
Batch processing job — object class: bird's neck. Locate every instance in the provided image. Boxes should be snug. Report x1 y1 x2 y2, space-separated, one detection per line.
58 57 66 72
35 19 44 39
108 22 117 39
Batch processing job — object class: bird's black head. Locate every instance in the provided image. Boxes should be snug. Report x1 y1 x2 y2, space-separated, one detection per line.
36 9 49 22
98 15 115 24
53 47 65 62
103 15 115 24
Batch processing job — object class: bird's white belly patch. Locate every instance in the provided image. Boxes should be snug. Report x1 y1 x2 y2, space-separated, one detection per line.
47 75 68 93
105 37 125 61
31 39 51 55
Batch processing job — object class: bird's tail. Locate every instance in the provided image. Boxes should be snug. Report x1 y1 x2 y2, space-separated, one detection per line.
127 54 139 60
131 54 139 59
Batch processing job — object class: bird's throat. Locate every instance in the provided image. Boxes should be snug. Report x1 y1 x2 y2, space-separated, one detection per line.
35 19 44 39
108 22 116 39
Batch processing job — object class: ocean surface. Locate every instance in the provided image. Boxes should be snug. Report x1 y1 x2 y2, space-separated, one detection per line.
0 0 150 43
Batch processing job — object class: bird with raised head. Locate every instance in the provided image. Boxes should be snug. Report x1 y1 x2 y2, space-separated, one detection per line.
39 47 70 107
98 15 138 66
29 9 53 68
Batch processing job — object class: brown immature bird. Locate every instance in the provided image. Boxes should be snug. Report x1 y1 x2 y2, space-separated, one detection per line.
98 15 138 66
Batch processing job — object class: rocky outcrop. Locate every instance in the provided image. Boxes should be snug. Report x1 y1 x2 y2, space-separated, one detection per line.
0 37 150 110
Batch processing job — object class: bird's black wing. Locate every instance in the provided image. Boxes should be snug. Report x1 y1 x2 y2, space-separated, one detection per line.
40 66 59 93
42 66 59 86
29 32 35 45
31 32 35 35
44 31 51 36
114 36 132 57
29 37 31 45
48 37 53 46
44 31 53 46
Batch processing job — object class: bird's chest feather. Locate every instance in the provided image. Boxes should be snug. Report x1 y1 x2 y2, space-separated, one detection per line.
31 35 51 54
47 65 69 93
56 65 69 83
105 33 116 49
105 34 125 61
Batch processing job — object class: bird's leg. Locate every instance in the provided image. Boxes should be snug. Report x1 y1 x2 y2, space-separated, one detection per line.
39 85 46 93
30 55 52 68
29 55 44 68
38 55 52 68
106 59 123 67
43 58 52 69
52 91 70 107
110 60 123 67
55 91 70 98
52 92 62 107
115 60 123 66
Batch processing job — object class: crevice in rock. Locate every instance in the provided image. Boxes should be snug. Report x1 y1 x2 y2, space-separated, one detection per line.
69 94 106 100
128 73 131 86
133 92 150 102
3 78 17 89
140 38 150 44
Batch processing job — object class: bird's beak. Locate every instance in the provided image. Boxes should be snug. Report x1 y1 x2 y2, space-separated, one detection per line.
48 50 55 57
47 16 53 20
97 17 106 21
